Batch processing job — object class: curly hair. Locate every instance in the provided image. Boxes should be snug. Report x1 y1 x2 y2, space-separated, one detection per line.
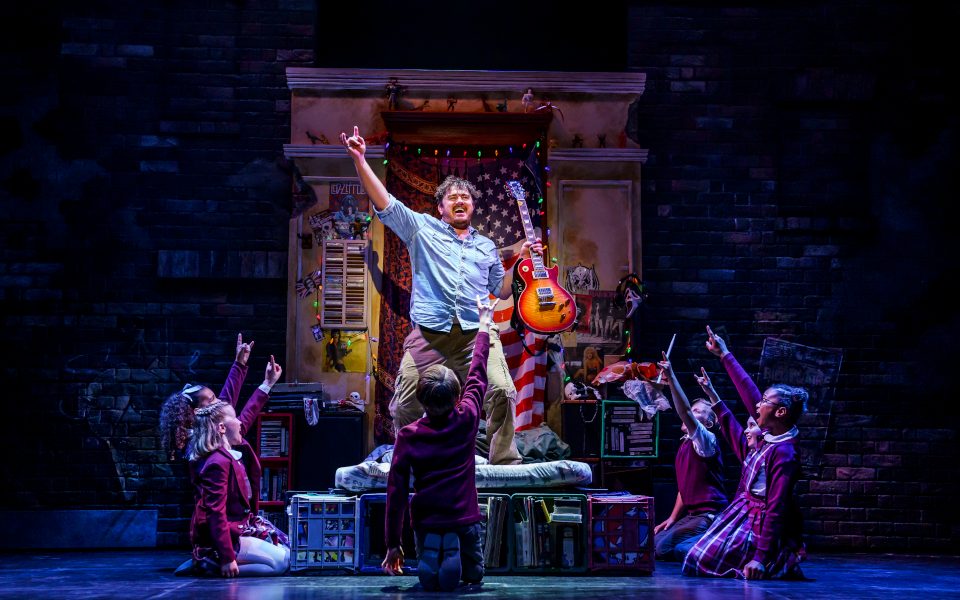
158 384 207 461
434 175 480 204
159 391 195 461
769 384 809 425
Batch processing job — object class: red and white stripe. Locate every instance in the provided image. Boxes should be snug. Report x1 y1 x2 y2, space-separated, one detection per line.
494 301 548 432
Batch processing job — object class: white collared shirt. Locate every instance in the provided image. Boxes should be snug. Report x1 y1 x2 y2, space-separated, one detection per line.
681 420 719 458
763 426 799 444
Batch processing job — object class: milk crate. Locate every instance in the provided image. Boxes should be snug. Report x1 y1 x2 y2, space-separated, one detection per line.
510 493 588 573
356 493 419 575
355 492 513 575
288 493 358 572
587 493 655 573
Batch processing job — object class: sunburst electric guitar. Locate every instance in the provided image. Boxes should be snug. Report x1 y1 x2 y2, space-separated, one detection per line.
505 180 577 335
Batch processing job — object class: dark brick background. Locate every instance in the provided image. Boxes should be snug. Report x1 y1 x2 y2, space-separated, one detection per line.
629 4 958 552
1 1 956 551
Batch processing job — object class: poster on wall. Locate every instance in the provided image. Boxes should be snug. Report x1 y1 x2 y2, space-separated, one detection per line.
329 181 370 240
308 210 335 244
759 338 842 414
565 263 600 295
577 290 625 346
574 293 593 336
321 329 368 373
565 290 627 382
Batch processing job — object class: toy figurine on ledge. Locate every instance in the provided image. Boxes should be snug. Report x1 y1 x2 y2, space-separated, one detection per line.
338 392 366 412
521 88 534 112
385 78 403 110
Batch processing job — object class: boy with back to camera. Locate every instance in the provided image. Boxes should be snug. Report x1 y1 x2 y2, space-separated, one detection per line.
381 296 494 591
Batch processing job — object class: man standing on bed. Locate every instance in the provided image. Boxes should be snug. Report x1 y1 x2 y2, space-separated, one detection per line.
341 126 540 465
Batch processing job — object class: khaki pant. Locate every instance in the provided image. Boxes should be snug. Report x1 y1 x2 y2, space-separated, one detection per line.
388 323 521 465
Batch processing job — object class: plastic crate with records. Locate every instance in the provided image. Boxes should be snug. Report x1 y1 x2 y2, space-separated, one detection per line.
287 493 358 572
509 493 588 573
354 492 512 575
355 493 418 574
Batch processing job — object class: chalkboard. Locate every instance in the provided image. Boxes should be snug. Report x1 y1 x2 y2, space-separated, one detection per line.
758 338 842 413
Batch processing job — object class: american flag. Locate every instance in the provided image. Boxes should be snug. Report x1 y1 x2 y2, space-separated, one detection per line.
461 157 548 432
497 307 549 431
464 159 539 248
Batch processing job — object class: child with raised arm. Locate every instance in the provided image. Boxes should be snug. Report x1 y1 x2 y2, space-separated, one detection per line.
162 335 290 576
655 353 729 562
160 333 255 461
382 297 494 591
188 355 290 577
682 326 807 580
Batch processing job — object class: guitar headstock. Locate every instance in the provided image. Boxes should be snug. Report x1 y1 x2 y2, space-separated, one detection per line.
505 180 527 202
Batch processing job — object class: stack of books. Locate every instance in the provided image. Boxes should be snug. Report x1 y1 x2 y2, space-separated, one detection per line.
479 496 508 568
259 420 289 457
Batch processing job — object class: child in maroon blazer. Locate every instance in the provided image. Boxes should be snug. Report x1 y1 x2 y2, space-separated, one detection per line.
655 353 729 561
381 297 494 591
682 326 807 580
188 355 289 577
160 333 255 460
160 335 289 577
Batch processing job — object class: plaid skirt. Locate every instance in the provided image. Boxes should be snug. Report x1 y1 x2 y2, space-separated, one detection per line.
193 513 290 566
681 494 805 579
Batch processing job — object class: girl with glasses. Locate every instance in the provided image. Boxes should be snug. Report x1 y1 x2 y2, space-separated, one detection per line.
681 326 808 580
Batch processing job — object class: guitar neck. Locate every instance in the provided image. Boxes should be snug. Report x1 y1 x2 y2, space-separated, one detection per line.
515 198 546 272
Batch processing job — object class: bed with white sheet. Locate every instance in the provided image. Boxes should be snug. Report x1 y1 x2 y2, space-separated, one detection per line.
335 456 593 492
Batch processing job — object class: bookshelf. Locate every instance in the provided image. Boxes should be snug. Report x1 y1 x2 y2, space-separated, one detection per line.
254 412 293 509
600 400 659 459
320 239 368 329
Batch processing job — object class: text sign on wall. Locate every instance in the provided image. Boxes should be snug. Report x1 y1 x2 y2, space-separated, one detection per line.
759 338 843 413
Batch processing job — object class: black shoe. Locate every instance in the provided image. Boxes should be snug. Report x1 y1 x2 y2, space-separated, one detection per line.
174 557 218 577
173 558 195 577
438 532 462 592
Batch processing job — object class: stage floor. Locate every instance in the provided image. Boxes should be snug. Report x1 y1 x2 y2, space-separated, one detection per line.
0 550 957 599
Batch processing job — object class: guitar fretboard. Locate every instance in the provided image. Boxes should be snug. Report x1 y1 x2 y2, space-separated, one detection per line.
507 181 548 280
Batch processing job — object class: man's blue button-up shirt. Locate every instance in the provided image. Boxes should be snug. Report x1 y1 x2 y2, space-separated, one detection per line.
376 194 505 332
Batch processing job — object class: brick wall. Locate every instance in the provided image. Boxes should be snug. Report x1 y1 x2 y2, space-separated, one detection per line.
629 4 958 552
0 0 314 546
1 1 956 551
